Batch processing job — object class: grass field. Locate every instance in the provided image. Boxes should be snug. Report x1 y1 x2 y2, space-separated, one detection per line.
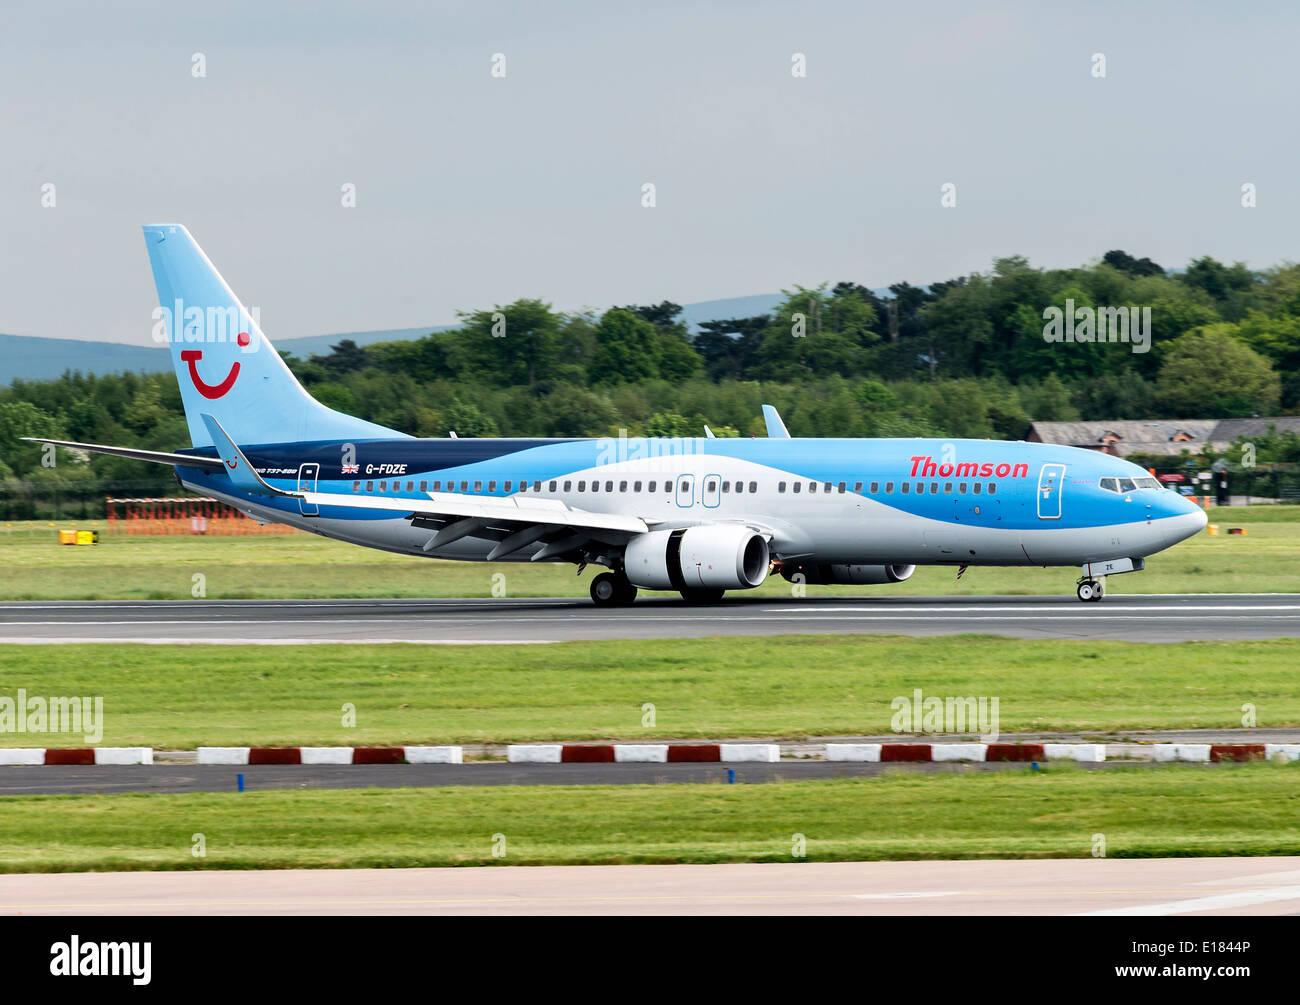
2 636 1296 747
1 505 1297 600
1 764 1296 872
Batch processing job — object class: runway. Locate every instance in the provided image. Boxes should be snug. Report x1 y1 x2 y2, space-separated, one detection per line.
3 857 1298 915
1 593 1299 643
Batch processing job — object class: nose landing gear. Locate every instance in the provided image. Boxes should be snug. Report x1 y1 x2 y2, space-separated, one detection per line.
1076 577 1105 602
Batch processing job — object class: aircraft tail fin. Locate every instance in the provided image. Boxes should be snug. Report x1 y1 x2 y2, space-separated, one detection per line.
142 224 409 448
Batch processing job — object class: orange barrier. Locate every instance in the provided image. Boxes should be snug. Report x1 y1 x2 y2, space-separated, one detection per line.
104 497 300 535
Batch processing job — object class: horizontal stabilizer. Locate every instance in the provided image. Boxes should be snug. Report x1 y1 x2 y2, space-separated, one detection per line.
20 437 224 470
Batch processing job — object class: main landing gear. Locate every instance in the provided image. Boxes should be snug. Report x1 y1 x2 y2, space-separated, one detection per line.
1076 577 1105 602
590 571 638 606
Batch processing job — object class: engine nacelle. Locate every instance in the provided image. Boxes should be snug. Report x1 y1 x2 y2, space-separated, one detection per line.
779 562 916 585
625 526 770 591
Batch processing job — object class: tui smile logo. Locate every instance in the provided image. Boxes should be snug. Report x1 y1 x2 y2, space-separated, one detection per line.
180 347 241 399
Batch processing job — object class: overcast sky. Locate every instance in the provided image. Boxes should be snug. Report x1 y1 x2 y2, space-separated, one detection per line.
2 0 1297 345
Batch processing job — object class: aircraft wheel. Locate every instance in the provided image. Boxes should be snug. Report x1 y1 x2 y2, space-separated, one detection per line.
591 571 636 606
1076 579 1102 602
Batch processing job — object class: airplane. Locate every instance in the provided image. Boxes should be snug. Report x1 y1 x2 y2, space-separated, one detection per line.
26 224 1208 606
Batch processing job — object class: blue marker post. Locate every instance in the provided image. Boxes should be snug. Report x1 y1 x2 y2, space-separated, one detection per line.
237 772 245 792
727 769 735 784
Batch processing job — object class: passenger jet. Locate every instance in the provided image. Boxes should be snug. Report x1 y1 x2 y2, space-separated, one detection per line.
27 225 1207 605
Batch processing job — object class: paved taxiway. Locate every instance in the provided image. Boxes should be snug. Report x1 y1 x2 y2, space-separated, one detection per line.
1 593 1298 643
3 857 1298 915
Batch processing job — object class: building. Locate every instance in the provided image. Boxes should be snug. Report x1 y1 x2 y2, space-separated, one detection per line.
1026 418 1300 458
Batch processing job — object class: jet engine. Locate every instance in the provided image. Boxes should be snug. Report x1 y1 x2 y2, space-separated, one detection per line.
624 526 770 591
778 562 916 585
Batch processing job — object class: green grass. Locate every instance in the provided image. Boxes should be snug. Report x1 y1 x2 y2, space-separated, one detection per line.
3 636 1298 748
2 764 1297 872
1 507 1297 600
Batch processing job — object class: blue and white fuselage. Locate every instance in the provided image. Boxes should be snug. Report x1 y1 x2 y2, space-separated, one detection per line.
174 434 1205 574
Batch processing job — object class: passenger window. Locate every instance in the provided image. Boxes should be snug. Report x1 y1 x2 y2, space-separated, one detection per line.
885 481 893 494
380 481 387 492
486 481 494 492
958 483 966 494
504 481 512 493
855 482 863 493
793 482 802 493
474 481 482 493
825 482 833 493
944 483 953 494
620 481 627 492
707 480 717 493
366 481 374 492
916 482 924 494
734 482 743 494
808 482 816 494
931 482 938 494
838 482 846 493
534 481 542 492
459 481 468 492
868 482 877 493
987 483 996 494
420 480 428 492
562 481 570 492
634 481 642 492
901 482 910 494
749 481 757 493
352 481 360 492
591 481 599 493
432 481 441 492
973 483 981 495
668 481 674 493
722 481 730 493
394 482 402 493
579 481 587 492
606 481 614 492
778 482 787 493
407 481 414 492
648 481 657 492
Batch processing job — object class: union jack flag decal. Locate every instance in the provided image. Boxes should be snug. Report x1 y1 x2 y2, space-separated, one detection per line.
341 463 359 475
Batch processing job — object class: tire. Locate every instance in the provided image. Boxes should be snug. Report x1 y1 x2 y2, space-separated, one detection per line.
591 571 637 607
680 587 725 605
1076 581 1095 602
591 573 619 606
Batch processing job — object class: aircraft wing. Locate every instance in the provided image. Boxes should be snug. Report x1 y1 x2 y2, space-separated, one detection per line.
304 490 652 559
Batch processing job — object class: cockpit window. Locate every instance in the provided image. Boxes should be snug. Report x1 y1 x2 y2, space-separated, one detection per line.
1101 475 1162 493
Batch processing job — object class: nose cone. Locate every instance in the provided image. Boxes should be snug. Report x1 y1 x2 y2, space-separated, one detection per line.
1166 495 1208 543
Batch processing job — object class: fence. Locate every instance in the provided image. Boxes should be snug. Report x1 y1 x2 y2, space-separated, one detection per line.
105 497 298 535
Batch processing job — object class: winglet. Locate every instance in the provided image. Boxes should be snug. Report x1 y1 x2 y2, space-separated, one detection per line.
761 404 791 438
200 413 299 498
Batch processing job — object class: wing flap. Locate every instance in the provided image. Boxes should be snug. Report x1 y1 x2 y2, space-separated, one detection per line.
302 490 649 536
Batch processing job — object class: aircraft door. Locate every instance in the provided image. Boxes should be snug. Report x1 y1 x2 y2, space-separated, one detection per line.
1037 463 1065 520
298 462 320 516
